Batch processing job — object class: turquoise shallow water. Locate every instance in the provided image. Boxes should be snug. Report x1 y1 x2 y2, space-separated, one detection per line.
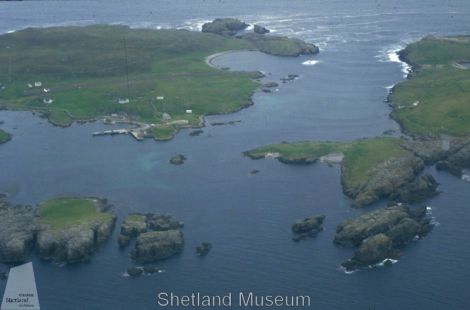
0 1 470 309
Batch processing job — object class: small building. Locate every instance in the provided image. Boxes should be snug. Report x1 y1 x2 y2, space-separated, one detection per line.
43 97 54 104
185 109 193 114
43 88 51 93
156 96 164 100
34 81 42 87
118 98 130 104
412 101 420 107
27 83 33 88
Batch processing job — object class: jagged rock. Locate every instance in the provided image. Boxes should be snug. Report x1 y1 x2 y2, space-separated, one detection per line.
132 230 184 263
292 215 325 241
390 174 439 203
143 265 160 274
344 154 425 207
118 213 183 248
127 267 143 277
0 201 37 263
335 205 432 271
170 154 187 165
196 242 212 256
342 234 397 271
202 18 248 36
263 82 279 88
437 141 470 177
254 24 270 34
0 271 6 280
401 139 449 165
189 130 203 136
250 169 260 175
36 199 116 264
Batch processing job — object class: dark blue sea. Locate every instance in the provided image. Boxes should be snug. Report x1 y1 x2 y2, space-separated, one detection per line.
0 1 470 309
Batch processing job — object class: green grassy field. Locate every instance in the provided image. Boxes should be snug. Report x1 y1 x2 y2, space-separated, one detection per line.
246 137 409 189
390 36 470 137
0 129 11 143
0 25 264 136
38 197 112 230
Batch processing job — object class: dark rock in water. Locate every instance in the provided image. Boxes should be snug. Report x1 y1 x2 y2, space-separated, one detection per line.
189 129 203 137
390 174 439 203
132 230 184 263
0 271 6 280
254 24 270 34
36 199 116 264
292 215 325 241
263 82 279 88
127 267 143 277
143 265 159 274
202 18 248 36
335 205 432 271
0 201 37 263
118 213 183 248
262 88 272 93
170 154 187 165
281 74 300 83
250 169 260 175
196 242 212 256
342 234 397 271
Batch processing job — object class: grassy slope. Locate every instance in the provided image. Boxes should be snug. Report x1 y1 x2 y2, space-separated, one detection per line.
246 137 409 188
389 36 470 136
0 25 260 135
38 197 111 230
0 129 11 143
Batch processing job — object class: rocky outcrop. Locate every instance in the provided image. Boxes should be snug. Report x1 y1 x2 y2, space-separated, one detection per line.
0 201 37 263
170 154 187 165
390 174 439 203
436 140 470 177
401 139 449 165
202 18 248 36
132 230 184 263
118 213 183 247
343 154 426 207
36 199 116 264
254 24 270 34
0 129 11 144
292 215 325 241
335 205 433 271
196 242 212 256
241 33 319 56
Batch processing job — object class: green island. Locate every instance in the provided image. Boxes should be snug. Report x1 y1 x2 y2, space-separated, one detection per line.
0 128 11 144
390 36 470 136
37 197 113 230
0 19 318 140
246 35 470 207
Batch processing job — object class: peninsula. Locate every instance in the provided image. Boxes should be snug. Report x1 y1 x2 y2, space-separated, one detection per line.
0 19 318 140
0 129 11 144
246 35 470 207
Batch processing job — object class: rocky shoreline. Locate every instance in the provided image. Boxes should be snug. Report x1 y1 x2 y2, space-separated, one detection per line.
335 204 433 271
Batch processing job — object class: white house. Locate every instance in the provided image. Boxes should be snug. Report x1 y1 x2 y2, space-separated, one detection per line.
156 96 164 100
118 98 130 104
43 88 51 93
43 97 54 104
185 109 193 114
34 81 42 87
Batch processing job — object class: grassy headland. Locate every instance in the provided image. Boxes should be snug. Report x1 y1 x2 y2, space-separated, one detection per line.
245 137 409 192
0 23 318 140
389 36 470 137
38 197 112 230
0 129 11 143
